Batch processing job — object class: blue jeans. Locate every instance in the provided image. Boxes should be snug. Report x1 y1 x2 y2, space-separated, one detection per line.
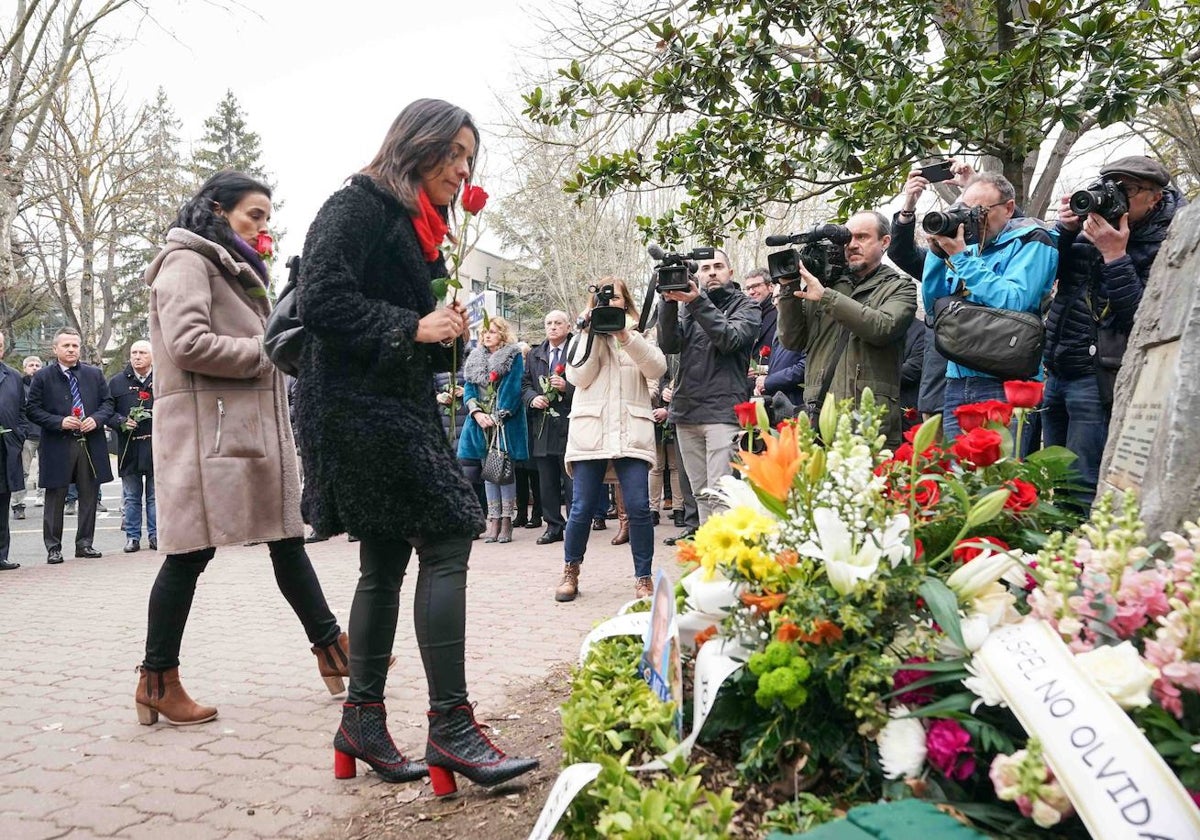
122 473 156 540
565 458 653 578
1042 373 1108 509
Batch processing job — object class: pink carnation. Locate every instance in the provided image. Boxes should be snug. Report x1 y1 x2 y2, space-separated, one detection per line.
893 657 936 706
926 719 976 781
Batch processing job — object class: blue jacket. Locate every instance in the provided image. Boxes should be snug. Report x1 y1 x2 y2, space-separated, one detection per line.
458 343 529 463
761 336 805 407
922 217 1058 380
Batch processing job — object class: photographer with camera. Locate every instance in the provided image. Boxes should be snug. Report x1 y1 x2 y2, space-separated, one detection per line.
657 249 760 525
921 172 1057 440
1043 156 1183 508
553 279 666 603
776 212 916 445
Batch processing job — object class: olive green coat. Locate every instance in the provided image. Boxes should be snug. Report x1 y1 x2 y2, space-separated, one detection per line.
777 264 917 444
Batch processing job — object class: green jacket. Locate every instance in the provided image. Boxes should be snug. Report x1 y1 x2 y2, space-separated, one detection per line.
777 263 917 444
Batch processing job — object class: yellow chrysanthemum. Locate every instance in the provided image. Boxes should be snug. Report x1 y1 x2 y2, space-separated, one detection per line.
692 507 778 580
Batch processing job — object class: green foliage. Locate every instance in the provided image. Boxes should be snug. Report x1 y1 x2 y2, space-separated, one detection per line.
560 755 739 839
191 90 271 185
526 0 1200 238
761 792 840 834
561 635 679 766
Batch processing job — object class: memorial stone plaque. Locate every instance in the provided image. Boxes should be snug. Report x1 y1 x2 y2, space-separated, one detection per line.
1099 202 1200 535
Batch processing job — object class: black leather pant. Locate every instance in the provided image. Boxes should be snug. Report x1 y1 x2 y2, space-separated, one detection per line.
143 537 340 671
347 535 470 710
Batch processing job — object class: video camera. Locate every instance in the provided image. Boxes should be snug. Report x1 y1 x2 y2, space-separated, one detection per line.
1069 179 1129 224
579 283 627 334
921 203 986 246
765 224 852 284
648 245 716 293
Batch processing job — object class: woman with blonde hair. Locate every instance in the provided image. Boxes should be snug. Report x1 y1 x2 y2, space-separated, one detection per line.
458 316 529 544
554 278 666 602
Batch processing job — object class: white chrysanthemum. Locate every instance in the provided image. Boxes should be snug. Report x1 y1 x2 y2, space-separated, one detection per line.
962 659 1007 712
876 706 927 779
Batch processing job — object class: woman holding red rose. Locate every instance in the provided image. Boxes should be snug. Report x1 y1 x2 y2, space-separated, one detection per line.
293 100 535 793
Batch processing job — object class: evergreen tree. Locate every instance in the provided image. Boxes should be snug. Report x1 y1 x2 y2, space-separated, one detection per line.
191 90 271 184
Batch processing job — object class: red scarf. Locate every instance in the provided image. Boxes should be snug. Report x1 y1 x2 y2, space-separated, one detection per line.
412 188 449 262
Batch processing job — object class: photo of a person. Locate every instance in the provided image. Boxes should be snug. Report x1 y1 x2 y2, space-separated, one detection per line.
639 571 684 736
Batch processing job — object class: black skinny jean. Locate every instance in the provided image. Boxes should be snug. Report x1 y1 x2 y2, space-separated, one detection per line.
143 537 340 671
347 535 470 710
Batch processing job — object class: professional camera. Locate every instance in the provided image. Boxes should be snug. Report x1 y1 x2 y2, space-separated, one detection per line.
1069 179 1129 223
765 223 852 284
921 203 985 246
580 283 627 334
648 245 716 293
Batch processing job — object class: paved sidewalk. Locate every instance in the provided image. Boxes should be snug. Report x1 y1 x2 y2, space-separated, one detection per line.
0 515 682 839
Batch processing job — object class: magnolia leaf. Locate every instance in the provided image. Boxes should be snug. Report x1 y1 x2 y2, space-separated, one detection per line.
917 577 966 651
430 277 449 299
482 310 492 331
448 277 462 289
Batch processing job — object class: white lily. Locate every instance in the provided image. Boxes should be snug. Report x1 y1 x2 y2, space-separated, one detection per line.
681 565 741 614
947 546 1021 602
711 474 774 518
877 513 911 568
800 507 882 595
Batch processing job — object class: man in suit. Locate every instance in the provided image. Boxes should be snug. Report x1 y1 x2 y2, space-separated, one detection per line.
0 332 27 570
521 310 574 544
26 328 114 564
12 355 43 519
108 340 156 553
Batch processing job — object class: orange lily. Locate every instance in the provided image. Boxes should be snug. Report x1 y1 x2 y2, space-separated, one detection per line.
734 423 804 501
775 621 802 642
740 591 787 612
676 541 699 565
775 549 799 567
694 624 719 650
798 620 843 645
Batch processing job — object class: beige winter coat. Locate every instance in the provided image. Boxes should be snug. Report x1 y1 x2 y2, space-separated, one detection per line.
145 229 303 553
564 329 667 468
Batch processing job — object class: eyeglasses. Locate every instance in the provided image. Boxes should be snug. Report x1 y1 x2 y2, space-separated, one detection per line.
980 201 1011 212
744 282 767 292
1116 182 1155 197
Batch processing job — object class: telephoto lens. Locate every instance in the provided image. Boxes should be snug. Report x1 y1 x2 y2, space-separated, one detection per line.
1069 180 1128 222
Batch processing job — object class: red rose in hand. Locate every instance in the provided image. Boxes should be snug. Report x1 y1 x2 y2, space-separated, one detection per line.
903 406 919 421
759 345 771 359
461 183 489 215
138 391 151 401
488 371 499 383
1004 478 1039 512
733 400 758 428
1003 380 1044 408
254 231 273 258
554 364 566 376
952 535 1010 564
72 406 83 418
950 427 1003 468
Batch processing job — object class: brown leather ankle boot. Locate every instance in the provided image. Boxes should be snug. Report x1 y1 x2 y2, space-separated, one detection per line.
555 563 581 602
135 666 217 726
611 486 629 545
312 632 397 695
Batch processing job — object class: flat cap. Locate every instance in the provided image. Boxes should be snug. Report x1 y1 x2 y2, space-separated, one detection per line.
1099 155 1170 188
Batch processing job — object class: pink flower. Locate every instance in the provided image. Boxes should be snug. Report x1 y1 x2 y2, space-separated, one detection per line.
925 719 976 780
893 657 935 706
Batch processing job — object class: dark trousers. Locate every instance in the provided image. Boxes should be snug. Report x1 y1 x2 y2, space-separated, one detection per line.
143 537 339 671
535 454 573 530
514 465 541 521
0 491 10 563
348 535 470 710
43 443 99 552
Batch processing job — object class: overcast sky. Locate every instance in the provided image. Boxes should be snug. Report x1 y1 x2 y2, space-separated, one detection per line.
112 0 554 262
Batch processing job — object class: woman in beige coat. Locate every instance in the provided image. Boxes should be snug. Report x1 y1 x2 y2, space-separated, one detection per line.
135 171 349 727
556 278 667 602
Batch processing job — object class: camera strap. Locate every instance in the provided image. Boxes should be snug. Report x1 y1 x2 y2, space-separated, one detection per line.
636 272 658 334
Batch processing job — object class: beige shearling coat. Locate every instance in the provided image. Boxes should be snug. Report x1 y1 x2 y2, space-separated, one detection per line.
564 329 667 468
145 229 303 553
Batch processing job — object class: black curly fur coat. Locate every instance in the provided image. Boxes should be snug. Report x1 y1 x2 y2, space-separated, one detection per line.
293 175 484 540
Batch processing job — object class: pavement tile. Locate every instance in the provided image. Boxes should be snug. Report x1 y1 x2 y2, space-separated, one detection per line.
45 803 145 837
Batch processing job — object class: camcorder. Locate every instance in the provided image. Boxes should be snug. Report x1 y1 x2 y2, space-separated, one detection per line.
1069 179 1129 223
921 203 986 246
580 283 626 334
648 245 716 293
765 224 852 285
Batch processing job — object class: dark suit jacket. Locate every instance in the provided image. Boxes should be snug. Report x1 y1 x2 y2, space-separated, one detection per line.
107 365 154 476
0 364 27 493
26 362 114 488
521 337 575 457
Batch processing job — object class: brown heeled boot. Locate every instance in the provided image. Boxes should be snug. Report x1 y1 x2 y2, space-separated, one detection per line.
312 631 396 695
611 486 629 545
135 666 218 726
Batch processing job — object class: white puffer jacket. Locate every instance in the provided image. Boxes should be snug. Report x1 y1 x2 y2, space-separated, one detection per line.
564 329 667 468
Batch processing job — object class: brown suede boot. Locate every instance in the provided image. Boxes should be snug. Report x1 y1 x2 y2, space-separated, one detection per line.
313 632 397 695
611 486 629 546
135 666 218 726
555 563 581 602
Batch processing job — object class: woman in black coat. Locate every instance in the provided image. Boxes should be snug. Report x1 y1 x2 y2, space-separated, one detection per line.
294 98 535 794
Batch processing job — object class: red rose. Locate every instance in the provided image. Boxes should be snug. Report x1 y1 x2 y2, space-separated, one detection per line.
914 538 925 561
254 231 273 258
554 364 566 376
1003 380 1044 408
913 479 940 509
1004 478 1039 512
488 371 499 383
903 406 919 421
950 427 1003 468
893 443 915 463
461 183 489 215
979 399 1013 427
138 391 151 401
72 406 83 418
733 400 758 428
759 345 771 359
953 400 1010 432
952 535 1010 564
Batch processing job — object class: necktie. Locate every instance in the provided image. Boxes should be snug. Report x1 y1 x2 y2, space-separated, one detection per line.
550 347 561 373
67 370 86 416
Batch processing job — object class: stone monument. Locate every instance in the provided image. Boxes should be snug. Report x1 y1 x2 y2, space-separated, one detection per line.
1099 201 1200 535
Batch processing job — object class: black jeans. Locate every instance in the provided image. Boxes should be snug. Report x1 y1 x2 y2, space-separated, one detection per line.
347 535 470 710
143 537 340 671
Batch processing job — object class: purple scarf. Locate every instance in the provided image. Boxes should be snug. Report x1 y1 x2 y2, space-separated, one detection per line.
229 235 270 286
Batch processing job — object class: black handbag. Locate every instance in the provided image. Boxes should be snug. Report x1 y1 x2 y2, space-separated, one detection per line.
480 424 515 485
932 293 1045 381
263 256 304 376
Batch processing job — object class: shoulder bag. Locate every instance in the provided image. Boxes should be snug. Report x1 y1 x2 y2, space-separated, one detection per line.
263 256 304 376
480 423 516 485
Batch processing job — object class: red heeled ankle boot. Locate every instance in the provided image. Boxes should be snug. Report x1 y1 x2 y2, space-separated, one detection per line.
333 703 427 783
425 704 538 796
